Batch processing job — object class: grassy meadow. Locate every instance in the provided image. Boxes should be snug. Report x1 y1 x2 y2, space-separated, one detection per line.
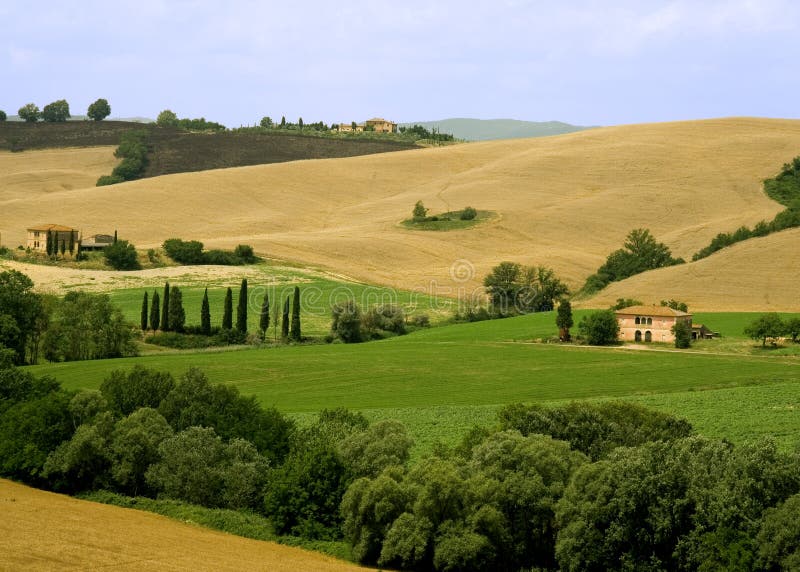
27 310 800 455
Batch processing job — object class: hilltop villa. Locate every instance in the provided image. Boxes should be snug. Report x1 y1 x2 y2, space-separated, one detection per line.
615 305 692 343
337 118 397 133
26 224 78 252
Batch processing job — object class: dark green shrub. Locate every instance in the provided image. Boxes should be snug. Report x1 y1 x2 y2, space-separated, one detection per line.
104 240 140 270
460 206 478 220
96 175 124 186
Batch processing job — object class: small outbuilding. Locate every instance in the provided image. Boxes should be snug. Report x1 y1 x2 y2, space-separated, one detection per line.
615 305 692 343
81 234 115 252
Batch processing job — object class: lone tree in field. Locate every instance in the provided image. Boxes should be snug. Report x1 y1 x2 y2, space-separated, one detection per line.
87 98 111 121
556 299 574 341
412 201 428 221
150 291 160 331
140 291 148 331
161 282 170 331
168 286 185 332
201 288 211 335
281 296 290 339
157 109 179 126
290 286 301 341
259 292 270 338
671 320 691 349
744 313 786 347
18 103 40 122
222 287 233 330
42 99 71 122
236 279 248 334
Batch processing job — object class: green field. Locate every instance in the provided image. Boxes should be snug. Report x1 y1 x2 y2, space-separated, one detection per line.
27 311 800 454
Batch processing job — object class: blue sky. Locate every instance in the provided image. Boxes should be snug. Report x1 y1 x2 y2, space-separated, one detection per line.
1 0 798 126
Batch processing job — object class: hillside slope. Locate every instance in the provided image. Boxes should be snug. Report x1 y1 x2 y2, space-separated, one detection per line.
2 118 799 308
0 479 368 571
580 227 800 311
0 121 418 178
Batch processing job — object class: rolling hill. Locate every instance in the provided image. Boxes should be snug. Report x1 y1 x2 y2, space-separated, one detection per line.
399 117 590 140
0 478 369 571
2 117 800 310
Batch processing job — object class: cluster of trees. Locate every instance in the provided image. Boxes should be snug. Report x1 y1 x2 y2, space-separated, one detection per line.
411 201 477 222
0 270 136 365
40 229 79 259
156 110 225 131
8 98 110 122
97 130 150 186
162 239 257 266
398 124 455 141
693 156 800 261
583 229 684 294
142 281 303 345
259 116 328 131
745 313 800 347
330 302 413 344
483 261 569 316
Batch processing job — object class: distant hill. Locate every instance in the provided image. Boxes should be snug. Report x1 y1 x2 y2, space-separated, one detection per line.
399 118 592 141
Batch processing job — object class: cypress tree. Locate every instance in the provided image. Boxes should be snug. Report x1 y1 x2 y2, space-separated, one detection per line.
222 287 233 330
201 288 211 335
60 240 66 256
168 285 185 332
161 282 170 331
281 296 290 339
140 291 148 331
68 230 75 256
150 291 160 331
290 286 301 341
45 230 52 256
273 300 279 341
236 278 248 334
113 229 118 244
259 292 270 338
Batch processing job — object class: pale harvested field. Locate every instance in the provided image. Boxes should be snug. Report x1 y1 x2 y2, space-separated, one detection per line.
0 479 371 572
2 118 799 307
581 227 800 311
0 146 117 202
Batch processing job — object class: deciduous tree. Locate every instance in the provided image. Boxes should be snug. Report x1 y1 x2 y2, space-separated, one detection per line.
41 99 70 122
86 98 111 121
17 103 40 122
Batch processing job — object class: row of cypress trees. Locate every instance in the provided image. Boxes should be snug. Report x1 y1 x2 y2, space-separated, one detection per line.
44 230 78 258
140 280 302 341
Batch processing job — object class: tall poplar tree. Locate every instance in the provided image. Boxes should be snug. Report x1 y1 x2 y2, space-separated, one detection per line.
168 285 185 332
281 296 290 339
290 286 301 341
236 278 248 334
222 287 233 330
140 291 148 331
201 288 211 335
259 292 270 338
161 282 170 331
150 290 160 331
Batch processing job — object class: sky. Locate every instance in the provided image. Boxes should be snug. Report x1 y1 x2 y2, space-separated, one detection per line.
1 0 798 127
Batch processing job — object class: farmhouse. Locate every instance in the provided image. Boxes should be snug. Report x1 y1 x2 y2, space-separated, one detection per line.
26 224 78 252
365 118 397 133
615 305 692 343
337 118 397 133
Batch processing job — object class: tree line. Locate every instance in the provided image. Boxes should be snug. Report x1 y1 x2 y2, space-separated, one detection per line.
141 280 303 345
1 98 111 122
1 361 798 571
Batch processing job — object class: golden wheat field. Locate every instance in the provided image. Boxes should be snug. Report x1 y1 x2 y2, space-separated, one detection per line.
2 118 800 309
0 479 370 572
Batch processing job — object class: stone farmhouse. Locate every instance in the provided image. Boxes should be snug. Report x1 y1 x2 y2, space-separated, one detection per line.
26 224 78 252
337 118 397 133
615 305 692 343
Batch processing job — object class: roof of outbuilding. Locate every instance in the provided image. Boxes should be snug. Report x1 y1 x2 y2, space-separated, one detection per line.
615 305 691 318
27 224 76 232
